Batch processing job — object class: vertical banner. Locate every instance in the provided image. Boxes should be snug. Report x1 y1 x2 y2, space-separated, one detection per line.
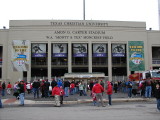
73 43 87 57
93 44 107 57
128 41 145 71
11 40 30 71
52 43 67 57
112 44 125 57
32 43 46 57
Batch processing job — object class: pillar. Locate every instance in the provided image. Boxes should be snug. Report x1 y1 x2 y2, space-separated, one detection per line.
88 41 92 73
48 41 52 80
68 41 72 73
108 41 112 81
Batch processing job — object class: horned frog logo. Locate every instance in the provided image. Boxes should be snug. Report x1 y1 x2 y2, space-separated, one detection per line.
130 52 144 65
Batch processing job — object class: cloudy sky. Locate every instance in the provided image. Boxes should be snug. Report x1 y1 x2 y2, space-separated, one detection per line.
0 0 159 30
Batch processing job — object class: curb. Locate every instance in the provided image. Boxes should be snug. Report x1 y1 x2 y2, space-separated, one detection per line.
77 98 155 104
2 98 155 106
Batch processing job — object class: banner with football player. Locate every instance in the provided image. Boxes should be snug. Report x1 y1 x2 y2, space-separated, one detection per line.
73 43 87 57
112 44 125 57
52 43 67 57
93 44 107 57
32 43 46 57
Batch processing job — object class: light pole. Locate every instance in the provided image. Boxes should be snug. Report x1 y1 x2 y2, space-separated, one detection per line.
83 0 85 20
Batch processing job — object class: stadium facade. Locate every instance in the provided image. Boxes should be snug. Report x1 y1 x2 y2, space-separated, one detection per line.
0 20 160 83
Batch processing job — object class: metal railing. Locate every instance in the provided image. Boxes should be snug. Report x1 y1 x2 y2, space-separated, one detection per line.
152 59 160 64
92 62 108 65
31 61 47 65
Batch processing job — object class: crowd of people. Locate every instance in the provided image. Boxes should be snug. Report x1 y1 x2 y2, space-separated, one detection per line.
0 78 160 111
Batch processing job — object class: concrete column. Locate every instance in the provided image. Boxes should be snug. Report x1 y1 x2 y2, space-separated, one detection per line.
27 69 31 82
144 38 150 70
88 41 92 73
27 42 31 82
48 41 52 80
68 42 72 73
127 42 130 78
108 42 112 81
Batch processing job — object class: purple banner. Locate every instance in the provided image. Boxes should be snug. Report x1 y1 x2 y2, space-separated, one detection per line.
32 53 46 57
53 53 67 57
112 53 125 57
73 53 87 57
93 53 107 57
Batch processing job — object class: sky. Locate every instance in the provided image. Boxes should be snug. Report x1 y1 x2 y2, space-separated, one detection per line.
0 0 159 30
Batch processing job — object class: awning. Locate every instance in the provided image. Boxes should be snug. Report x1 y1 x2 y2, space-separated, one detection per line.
64 72 105 79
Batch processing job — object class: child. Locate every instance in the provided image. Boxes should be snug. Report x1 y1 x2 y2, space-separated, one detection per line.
60 86 65 104
91 91 97 106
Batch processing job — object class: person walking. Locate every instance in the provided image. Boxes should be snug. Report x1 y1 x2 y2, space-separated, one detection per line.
0 82 3 108
26 82 32 94
32 79 40 99
0 96 2 108
100 80 104 96
40 80 45 98
132 80 138 97
59 86 64 105
79 82 85 96
44 79 50 98
92 81 105 107
13 81 19 99
145 78 152 98
7 82 12 95
106 81 113 106
64 80 70 97
70 82 75 95
83 81 87 96
18 81 25 106
139 81 145 97
51 79 57 89
57 78 63 88
52 84 61 107
113 82 118 93
1 81 6 96
121 81 126 93
89 80 94 95
154 83 160 112
91 91 97 106
127 80 132 98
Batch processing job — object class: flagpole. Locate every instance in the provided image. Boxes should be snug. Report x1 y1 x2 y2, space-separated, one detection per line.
83 0 85 20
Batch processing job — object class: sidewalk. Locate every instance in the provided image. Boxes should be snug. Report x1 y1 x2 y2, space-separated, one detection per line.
1 91 155 106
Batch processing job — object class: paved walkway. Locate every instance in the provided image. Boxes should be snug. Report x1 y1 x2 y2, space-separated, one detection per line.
1 91 156 106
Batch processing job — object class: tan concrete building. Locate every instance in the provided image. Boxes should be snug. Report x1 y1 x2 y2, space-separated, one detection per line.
0 20 160 83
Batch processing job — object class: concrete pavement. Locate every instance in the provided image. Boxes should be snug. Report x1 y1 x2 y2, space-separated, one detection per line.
0 102 159 120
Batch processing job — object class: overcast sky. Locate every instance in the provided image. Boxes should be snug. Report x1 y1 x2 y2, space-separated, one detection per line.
0 0 159 30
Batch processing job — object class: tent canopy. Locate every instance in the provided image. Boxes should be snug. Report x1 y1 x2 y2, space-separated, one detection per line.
64 72 105 79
